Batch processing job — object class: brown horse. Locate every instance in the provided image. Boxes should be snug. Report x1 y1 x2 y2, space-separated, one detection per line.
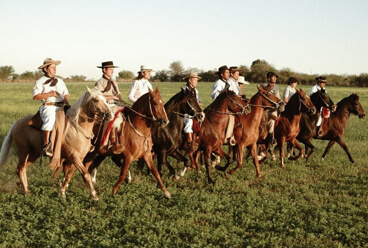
218 86 285 178
316 93 365 163
188 85 249 185
274 89 316 168
62 87 172 199
0 89 113 200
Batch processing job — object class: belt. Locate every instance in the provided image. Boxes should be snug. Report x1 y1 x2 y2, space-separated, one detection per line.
44 102 64 107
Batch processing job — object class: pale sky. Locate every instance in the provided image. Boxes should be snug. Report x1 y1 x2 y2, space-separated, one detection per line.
1 0 367 80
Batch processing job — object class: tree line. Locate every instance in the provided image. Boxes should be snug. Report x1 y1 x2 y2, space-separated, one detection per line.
1 60 367 87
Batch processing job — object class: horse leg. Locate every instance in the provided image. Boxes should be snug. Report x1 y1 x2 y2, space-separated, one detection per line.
228 144 245 175
279 137 286 168
112 156 133 195
111 155 131 183
16 153 36 195
214 148 232 172
143 154 171 199
60 163 77 197
336 138 355 163
204 148 216 185
321 140 336 161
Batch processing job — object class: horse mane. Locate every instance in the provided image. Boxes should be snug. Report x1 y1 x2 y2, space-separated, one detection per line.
165 90 183 113
336 93 359 111
67 89 101 123
207 90 234 109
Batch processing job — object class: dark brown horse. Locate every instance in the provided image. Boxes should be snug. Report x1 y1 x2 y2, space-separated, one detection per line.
274 89 316 168
218 86 285 178
62 87 172 199
314 93 365 163
296 89 336 162
0 89 113 200
151 87 204 177
188 85 250 184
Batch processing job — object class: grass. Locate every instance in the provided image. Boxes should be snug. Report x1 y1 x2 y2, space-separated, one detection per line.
0 82 367 247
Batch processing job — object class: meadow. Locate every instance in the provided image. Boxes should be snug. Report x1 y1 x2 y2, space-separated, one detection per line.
0 81 367 247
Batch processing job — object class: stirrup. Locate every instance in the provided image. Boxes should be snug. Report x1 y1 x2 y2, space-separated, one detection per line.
229 137 236 146
41 143 53 157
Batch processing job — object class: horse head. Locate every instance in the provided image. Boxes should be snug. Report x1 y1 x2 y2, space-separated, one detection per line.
297 89 316 115
347 93 366 119
257 86 285 112
310 89 336 112
225 90 249 114
181 87 205 122
148 87 170 126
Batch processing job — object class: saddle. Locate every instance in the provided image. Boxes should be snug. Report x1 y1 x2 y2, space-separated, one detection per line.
28 111 42 130
100 107 125 147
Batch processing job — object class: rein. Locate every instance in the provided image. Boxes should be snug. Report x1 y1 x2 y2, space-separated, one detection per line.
206 94 249 115
247 90 283 109
172 101 201 119
127 115 151 138
124 94 160 122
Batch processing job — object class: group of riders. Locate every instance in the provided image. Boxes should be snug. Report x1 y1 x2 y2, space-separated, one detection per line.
33 57 330 159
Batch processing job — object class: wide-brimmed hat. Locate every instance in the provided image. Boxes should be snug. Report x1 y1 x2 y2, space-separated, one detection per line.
97 61 119 68
238 76 250 84
229 66 240 73
315 76 327 83
267 71 279 78
138 65 153 73
288 77 299 85
38 58 61 69
184 72 202 80
215 65 230 75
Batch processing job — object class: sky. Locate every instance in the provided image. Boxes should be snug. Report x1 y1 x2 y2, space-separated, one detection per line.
1 0 367 80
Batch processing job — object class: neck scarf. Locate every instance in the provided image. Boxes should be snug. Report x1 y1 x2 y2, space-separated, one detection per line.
43 75 58 86
102 75 118 94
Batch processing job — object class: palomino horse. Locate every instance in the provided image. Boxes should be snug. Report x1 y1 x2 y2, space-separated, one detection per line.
217 86 284 178
64 87 172 199
315 93 365 163
151 87 204 177
189 85 249 185
296 89 336 162
274 89 316 168
0 89 113 200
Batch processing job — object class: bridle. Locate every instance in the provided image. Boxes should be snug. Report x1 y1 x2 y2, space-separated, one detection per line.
173 99 203 119
248 89 284 111
206 94 250 115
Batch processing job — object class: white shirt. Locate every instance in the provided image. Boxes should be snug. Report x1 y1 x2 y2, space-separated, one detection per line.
227 77 241 95
261 82 280 98
128 78 153 103
309 84 327 96
33 76 69 104
283 85 297 101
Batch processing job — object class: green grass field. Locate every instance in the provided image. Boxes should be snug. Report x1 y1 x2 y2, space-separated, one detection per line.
0 82 367 247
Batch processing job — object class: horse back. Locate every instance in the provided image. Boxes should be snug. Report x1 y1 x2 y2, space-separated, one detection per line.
12 115 43 155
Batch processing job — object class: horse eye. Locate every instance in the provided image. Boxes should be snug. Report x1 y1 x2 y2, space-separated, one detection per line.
92 98 99 102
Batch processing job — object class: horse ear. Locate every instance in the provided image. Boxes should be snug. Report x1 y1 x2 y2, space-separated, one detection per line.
86 86 91 92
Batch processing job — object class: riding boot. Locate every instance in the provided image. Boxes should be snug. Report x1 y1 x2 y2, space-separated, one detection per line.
185 133 193 152
111 128 125 154
267 132 277 147
317 125 324 137
41 131 53 157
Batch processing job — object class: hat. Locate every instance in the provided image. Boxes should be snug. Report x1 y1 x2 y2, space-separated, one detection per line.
287 77 299 85
138 65 153 73
184 72 202 80
216 65 230 75
238 76 250 84
267 71 279 78
229 66 240 73
315 76 327 83
38 58 61 69
97 61 119 68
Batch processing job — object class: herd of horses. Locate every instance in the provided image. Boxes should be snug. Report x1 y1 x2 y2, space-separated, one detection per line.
0 85 365 201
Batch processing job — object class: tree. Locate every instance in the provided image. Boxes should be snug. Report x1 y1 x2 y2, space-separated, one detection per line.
199 70 217 82
153 70 169 82
69 75 87 82
249 59 276 83
169 61 185 82
0 65 15 79
118 70 134 80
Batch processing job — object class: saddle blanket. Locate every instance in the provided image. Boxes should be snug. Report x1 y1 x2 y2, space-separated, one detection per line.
100 107 125 146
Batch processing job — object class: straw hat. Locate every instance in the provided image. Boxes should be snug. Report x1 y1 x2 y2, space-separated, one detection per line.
97 61 119 68
184 72 202 80
238 76 250 84
138 65 153 73
38 58 61 69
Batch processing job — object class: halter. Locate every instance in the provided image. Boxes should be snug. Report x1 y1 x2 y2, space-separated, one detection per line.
124 94 159 122
297 94 315 114
206 94 249 115
172 100 202 119
248 90 284 110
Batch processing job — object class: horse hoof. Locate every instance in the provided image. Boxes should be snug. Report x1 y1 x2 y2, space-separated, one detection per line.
92 195 99 201
164 190 171 199
172 175 180 182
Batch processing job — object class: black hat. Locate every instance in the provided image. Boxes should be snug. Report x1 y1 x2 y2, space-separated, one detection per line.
267 71 279 78
216 65 230 75
315 76 327 83
97 61 119 68
287 77 299 85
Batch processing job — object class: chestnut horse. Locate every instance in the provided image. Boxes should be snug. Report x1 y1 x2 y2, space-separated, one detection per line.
0 89 113 200
62 87 172 199
296 89 336 162
151 87 204 177
217 86 285 178
274 89 316 168
315 93 365 163
188 85 249 185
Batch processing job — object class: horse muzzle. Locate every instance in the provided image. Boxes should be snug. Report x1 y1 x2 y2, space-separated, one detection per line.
309 107 317 115
358 112 366 119
157 118 169 127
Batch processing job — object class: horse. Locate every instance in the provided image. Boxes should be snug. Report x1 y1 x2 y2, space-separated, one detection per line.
62 87 172 199
273 89 316 168
151 87 204 177
0 89 113 200
185 85 250 185
296 89 336 162
314 93 365 163
217 86 285 178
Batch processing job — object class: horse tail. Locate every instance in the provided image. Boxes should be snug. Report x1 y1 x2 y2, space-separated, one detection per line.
0 123 14 171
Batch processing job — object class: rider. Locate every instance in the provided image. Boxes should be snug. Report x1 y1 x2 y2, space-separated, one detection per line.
183 72 203 151
237 75 249 98
282 76 299 103
262 71 280 147
310 76 329 136
95 61 124 153
128 65 153 103
33 58 70 157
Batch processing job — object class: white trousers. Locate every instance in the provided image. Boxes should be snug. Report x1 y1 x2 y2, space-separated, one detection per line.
40 105 61 131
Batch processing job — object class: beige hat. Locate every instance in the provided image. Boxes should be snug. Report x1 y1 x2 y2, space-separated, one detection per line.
138 65 153 73
238 76 249 84
184 72 202 80
38 58 61 69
